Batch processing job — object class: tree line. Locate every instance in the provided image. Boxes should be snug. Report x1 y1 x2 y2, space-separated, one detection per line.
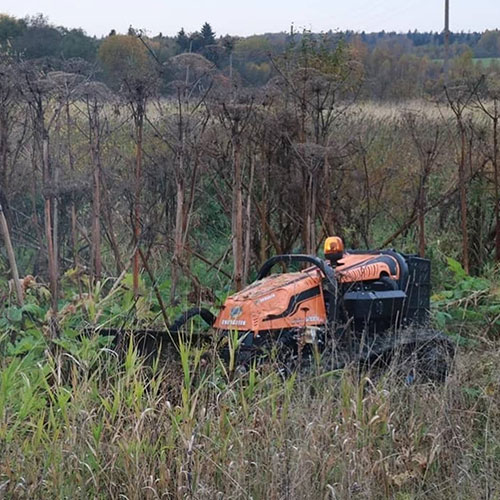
1 13 500 98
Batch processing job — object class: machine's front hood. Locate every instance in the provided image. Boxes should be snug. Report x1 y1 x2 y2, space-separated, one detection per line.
214 270 326 332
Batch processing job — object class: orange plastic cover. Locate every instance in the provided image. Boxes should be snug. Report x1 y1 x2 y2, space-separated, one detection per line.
335 253 400 283
214 269 327 333
214 252 401 334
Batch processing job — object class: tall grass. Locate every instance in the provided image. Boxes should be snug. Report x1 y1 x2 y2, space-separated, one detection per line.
0 336 498 499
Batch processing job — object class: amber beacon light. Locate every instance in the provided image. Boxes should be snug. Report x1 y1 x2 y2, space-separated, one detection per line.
324 236 344 265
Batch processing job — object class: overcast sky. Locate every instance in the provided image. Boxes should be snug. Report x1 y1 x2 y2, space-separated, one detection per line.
2 0 499 37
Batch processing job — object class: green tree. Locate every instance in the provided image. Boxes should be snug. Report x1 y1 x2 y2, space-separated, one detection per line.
176 27 189 52
201 22 215 47
13 15 62 59
0 14 26 49
450 48 477 80
476 30 500 58
233 36 271 64
59 28 98 61
98 34 153 86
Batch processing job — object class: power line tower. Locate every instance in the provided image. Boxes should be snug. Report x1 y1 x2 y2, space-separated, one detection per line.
444 0 450 79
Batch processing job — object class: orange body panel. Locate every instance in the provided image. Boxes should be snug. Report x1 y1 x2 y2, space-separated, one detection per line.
335 253 400 283
214 251 402 334
214 269 327 333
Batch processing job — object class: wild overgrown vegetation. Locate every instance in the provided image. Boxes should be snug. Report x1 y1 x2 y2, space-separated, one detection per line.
0 16 499 499
0 257 499 498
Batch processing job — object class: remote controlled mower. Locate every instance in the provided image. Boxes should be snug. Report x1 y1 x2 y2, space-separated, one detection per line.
169 237 455 381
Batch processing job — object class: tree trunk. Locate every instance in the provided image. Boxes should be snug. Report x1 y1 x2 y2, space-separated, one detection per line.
0 202 23 305
133 109 144 296
323 151 335 236
42 134 58 314
302 168 310 254
171 175 185 303
303 172 315 255
232 138 243 291
66 102 80 271
52 166 59 294
362 150 372 247
71 204 79 269
44 198 58 313
90 113 102 280
259 198 269 265
243 156 255 284
418 181 426 257
30 144 44 274
182 156 200 249
91 155 102 280
493 108 500 262
310 173 316 253
459 120 469 273
0 111 9 220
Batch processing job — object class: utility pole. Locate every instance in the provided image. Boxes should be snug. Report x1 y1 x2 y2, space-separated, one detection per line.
444 0 450 79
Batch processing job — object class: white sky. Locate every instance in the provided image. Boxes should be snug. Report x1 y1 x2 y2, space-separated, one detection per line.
2 0 499 38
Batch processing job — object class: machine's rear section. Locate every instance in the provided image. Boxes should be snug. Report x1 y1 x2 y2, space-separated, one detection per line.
329 250 453 380
336 251 432 333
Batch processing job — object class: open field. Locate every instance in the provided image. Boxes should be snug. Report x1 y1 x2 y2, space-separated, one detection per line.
474 57 500 66
432 57 500 67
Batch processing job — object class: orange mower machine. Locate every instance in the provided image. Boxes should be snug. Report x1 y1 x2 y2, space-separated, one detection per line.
170 238 454 380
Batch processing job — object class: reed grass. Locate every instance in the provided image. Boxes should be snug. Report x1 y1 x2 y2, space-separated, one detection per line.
0 335 498 499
